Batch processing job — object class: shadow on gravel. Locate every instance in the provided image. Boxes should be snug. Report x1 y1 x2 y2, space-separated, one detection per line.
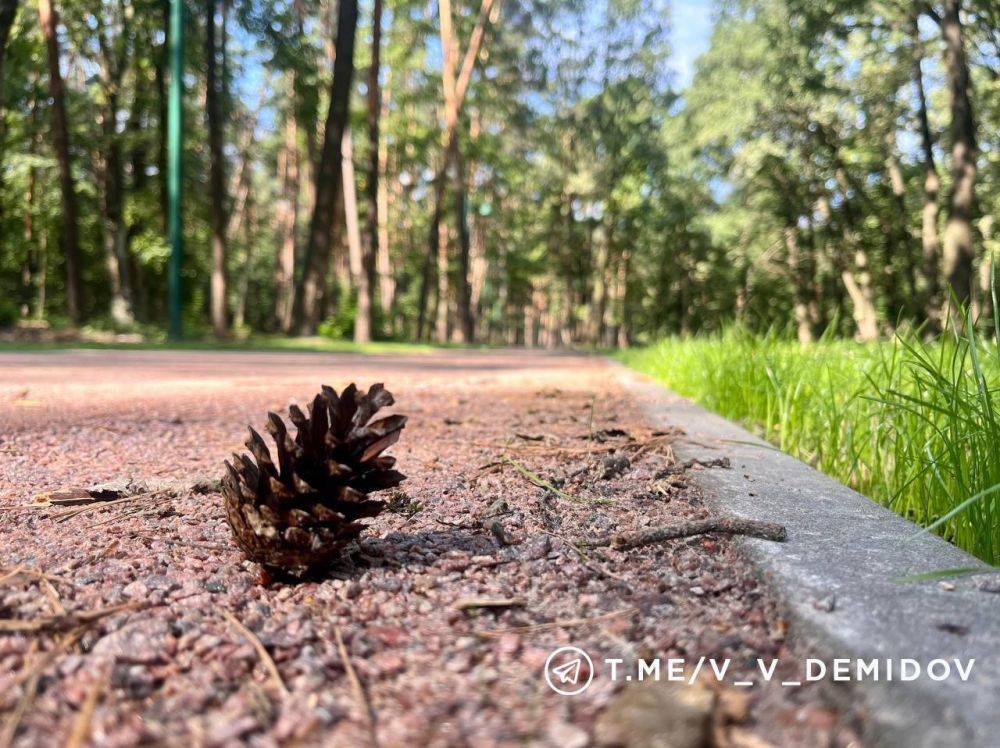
262 527 498 584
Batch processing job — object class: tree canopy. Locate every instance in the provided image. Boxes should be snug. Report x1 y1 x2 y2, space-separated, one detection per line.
0 0 996 343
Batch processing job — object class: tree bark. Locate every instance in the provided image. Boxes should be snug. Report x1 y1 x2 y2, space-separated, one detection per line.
363 0 383 336
39 0 83 323
884 136 916 316
99 100 135 327
206 0 229 336
155 0 169 231
453 139 474 341
588 226 609 344
342 127 371 343
290 0 359 335
834 166 879 340
0 0 20 197
936 0 978 312
784 226 814 343
434 177 451 342
96 9 136 327
0 1 18 95
275 83 299 331
374 85 393 324
911 17 941 324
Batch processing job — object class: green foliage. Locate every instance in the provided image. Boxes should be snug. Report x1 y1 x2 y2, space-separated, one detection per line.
318 287 358 341
621 325 1000 564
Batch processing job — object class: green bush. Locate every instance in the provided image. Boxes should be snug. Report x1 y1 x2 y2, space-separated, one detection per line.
0 300 19 328
318 291 358 341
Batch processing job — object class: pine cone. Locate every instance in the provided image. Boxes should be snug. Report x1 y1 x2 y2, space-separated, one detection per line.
222 383 406 575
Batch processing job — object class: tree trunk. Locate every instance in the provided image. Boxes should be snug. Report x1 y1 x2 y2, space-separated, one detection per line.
0 1 19 97
290 0 359 334
155 0 169 231
588 226 609 344
469 209 487 312
434 183 451 342
363 0 383 336
784 226 814 343
99 104 135 327
234 191 255 330
0 0 20 232
842 261 879 341
38 0 83 323
417 188 444 340
275 87 299 331
614 251 630 348
206 0 229 336
911 15 942 324
341 127 371 343
937 0 978 312
375 92 393 324
453 141 474 342
831 166 880 340
974 216 994 328
420 0 495 342
884 138 916 316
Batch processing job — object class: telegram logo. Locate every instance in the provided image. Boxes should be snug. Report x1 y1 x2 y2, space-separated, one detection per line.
544 646 595 696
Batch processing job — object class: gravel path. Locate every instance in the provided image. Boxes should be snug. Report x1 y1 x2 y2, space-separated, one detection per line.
0 349 860 747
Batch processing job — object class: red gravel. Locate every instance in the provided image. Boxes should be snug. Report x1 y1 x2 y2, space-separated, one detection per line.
0 349 860 746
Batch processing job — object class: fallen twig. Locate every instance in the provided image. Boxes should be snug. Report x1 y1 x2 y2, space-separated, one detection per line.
655 457 731 477
39 578 65 616
64 671 106 748
129 533 230 552
453 597 526 611
513 432 548 442
0 601 144 634
543 532 633 591
221 609 288 697
334 625 378 747
0 566 69 586
584 517 787 550
500 456 608 505
476 607 639 637
0 631 83 748
28 487 126 508
54 490 172 522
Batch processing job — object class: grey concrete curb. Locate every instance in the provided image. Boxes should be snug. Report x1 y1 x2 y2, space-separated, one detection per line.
612 363 1000 748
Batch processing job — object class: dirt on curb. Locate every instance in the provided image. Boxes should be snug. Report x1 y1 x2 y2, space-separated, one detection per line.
0 349 862 747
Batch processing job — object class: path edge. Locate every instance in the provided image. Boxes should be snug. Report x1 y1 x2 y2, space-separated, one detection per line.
612 361 1000 748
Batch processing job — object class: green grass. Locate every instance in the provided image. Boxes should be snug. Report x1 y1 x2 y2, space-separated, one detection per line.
620 321 1000 565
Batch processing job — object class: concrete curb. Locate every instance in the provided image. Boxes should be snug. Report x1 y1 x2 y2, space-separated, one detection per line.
613 364 1000 748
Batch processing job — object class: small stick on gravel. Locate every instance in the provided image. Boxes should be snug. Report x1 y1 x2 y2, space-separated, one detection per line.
0 601 145 634
54 490 173 522
453 597 526 611
129 533 231 552
334 625 378 747
501 456 608 505
476 607 639 637
0 631 83 748
543 531 633 592
221 609 288 697
39 578 65 616
64 672 106 748
0 565 68 586
584 517 787 550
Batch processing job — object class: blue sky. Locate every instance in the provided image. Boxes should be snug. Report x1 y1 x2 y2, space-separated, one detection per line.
671 0 715 88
